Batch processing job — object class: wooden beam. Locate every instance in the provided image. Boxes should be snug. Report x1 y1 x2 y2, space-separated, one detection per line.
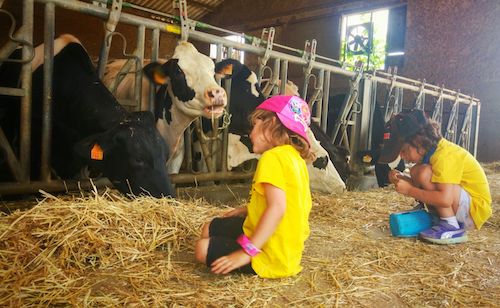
215 0 406 32
189 0 217 12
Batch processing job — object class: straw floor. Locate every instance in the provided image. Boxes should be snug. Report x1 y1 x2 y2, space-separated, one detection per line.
0 163 499 307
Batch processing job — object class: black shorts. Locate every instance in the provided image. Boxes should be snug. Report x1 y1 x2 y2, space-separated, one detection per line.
206 216 256 274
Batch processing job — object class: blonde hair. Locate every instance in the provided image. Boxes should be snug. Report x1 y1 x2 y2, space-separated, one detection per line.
249 109 316 163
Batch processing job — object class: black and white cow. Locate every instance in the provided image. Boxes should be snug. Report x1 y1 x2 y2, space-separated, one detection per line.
103 42 227 174
0 34 174 197
325 94 405 187
211 58 349 194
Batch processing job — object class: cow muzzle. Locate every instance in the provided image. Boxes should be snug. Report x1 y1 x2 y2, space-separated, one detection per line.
204 86 227 117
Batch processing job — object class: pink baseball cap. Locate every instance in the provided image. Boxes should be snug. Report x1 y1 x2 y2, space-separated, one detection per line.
256 95 311 145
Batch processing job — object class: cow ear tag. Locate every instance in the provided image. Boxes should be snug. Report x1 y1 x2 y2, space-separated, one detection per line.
91 143 104 160
153 70 168 85
362 155 372 163
222 63 233 76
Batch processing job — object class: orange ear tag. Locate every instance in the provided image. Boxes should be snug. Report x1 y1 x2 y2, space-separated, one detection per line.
362 155 373 163
153 72 167 85
222 63 233 75
91 143 104 160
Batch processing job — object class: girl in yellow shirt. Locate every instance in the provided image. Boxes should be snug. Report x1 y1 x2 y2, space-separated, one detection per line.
194 96 314 278
379 109 491 245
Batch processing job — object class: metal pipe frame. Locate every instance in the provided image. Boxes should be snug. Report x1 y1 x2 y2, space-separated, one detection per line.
0 178 113 196
0 0 482 195
40 2 54 181
19 0 33 182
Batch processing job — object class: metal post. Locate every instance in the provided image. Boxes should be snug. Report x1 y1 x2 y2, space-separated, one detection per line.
148 28 160 114
271 58 280 96
19 0 34 182
321 70 330 132
97 0 122 78
40 1 55 181
135 24 145 111
279 59 288 95
358 78 373 151
313 69 325 124
473 102 480 157
221 44 231 173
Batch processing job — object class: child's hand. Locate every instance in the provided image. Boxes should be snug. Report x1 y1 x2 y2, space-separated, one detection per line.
211 250 251 274
223 207 248 218
394 178 413 195
388 170 403 184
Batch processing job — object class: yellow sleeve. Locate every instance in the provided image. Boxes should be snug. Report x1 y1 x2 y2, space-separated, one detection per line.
253 150 286 195
431 147 464 184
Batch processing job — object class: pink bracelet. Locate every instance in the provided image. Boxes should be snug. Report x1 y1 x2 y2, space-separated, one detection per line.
237 234 261 257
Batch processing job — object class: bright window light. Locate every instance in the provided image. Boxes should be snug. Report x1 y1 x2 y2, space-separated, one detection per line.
340 9 389 70
210 35 245 62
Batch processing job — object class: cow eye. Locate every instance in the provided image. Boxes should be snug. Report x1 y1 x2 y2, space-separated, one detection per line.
132 157 145 167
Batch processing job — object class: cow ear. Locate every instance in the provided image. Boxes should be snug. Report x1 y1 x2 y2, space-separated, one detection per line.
215 59 243 79
143 62 168 85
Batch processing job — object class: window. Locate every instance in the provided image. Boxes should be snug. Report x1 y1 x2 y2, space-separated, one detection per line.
209 35 245 62
340 6 406 71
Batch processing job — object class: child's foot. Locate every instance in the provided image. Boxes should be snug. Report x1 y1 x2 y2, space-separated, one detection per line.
419 220 468 244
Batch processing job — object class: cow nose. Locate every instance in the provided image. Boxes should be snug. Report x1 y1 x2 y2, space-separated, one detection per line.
205 87 227 106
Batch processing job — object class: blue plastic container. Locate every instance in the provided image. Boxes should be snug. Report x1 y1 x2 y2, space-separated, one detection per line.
389 209 432 237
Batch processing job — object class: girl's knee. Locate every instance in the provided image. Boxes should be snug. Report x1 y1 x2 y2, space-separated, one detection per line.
410 164 433 187
194 238 210 264
200 221 211 238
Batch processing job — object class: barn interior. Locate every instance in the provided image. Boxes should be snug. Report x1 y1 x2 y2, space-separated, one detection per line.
0 0 499 306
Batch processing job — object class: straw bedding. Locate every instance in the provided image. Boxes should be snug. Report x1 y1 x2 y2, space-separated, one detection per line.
1 163 499 307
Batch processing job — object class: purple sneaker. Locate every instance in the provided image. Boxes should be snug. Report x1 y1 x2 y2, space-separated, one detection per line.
419 220 468 244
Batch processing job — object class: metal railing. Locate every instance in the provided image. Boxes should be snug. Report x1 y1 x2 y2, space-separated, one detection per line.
0 0 480 195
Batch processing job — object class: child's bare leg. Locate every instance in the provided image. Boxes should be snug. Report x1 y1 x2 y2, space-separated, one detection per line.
200 221 211 238
410 164 461 218
195 238 210 264
194 221 212 264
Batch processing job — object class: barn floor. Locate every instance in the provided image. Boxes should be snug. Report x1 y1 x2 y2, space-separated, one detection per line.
0 164 498 307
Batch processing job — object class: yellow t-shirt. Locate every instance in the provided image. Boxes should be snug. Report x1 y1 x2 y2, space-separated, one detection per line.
430 138 492 229
243 145 312 278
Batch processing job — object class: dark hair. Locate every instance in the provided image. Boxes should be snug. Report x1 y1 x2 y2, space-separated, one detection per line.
406 118 442 153
249 109 315 162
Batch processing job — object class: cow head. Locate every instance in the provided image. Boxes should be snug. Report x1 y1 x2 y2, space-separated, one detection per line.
73 112 175 197
215 58 265 136
143 41 227 123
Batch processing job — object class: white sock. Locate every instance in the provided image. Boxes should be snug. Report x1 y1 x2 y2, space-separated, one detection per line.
442 216 459 228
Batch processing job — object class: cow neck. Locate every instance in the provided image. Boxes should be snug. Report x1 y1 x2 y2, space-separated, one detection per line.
159 103 195 154
41 42 128 135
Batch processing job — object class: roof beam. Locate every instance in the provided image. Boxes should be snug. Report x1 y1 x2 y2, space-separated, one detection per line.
213 0 406 32
189 0 216 12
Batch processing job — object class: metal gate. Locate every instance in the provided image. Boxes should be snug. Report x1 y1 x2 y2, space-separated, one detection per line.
0 0 480 195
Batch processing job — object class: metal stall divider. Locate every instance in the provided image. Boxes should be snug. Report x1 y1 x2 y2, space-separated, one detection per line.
0 0 482 195
0 0 33 185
